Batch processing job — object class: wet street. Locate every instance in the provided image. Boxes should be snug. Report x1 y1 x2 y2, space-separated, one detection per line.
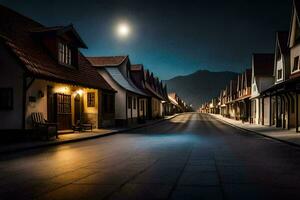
1 113 300 200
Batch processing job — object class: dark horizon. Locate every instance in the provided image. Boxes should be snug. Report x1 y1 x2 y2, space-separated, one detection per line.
0 0 292 79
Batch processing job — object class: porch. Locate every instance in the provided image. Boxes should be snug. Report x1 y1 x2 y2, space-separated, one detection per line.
26 79 100 131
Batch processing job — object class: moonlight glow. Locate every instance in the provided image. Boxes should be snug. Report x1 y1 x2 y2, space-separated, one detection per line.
116 23 130 38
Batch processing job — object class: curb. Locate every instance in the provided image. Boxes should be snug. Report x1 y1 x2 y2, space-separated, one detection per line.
210 114 300 148
0 114 182 155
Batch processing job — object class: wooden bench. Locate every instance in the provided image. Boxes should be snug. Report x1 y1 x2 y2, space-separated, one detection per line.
72 120 93 132
31 112 58 139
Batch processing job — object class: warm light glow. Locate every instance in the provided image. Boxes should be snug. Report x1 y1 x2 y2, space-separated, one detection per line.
116 22 130 38
76 89 84 96
53 86 70 94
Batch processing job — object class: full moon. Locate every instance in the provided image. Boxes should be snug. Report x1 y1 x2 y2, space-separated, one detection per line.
116 23 130 38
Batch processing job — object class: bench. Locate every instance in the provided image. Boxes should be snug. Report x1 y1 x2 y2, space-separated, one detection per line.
72 120 93 132
31 112 58 139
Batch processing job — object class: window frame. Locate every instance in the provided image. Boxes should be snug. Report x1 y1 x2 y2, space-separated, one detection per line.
292 56 300 73
277 69 283 81
87 92 95 107
58 42 72 66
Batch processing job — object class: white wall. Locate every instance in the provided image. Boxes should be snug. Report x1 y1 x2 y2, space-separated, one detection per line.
127 95 138 119
0 43 24 130
275 58 283 83
25 79 48 129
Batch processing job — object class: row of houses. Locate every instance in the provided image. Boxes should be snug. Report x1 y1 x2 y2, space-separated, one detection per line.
200 0 300 133
0 5 191 134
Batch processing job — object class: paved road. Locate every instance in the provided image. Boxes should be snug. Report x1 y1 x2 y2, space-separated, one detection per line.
1 113 300 200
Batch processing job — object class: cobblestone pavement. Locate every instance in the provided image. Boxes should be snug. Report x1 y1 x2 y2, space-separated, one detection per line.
1 113 300 200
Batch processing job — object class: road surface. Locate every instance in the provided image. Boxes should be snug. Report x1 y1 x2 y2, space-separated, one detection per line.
1 113 300 200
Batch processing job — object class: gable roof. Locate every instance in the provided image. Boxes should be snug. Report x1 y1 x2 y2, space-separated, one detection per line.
288 0 300 47
105 67 147 96
87 56 128 67
277 31 289 54
31 24 88 48
252 54 275 77
0 5 114 91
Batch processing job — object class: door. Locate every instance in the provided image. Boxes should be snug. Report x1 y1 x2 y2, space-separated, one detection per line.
54 93 72 130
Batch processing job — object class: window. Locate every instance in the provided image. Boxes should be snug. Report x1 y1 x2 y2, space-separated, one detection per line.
133 97 136 109
277 69 283 80
0 88 13 110
87 92 95 107
128 96 132 109
58 42 72 65
56 94 71 114
293 56 299 72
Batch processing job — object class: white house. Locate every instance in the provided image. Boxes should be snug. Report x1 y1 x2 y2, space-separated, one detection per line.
88 56 148 126
250 54 275 125
0 5 116 133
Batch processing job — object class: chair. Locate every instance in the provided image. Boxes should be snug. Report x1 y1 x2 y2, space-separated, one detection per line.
31 112 58 139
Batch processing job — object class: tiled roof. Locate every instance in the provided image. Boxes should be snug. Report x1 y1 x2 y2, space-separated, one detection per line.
252 54 275 77
105 67 147 96
0 5 114 91
87 56 128 67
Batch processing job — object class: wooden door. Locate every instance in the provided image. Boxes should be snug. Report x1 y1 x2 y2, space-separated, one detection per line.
54 93 72 130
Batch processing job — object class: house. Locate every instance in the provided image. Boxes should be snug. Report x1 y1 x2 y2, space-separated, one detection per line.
0 5 116 132
261 1 300 132
168 93 183 114
87 56 149 126
144 70 166 119
261 32 291 129
287 0 300 131
235 69 252 122
227 79 238 119
209 97 220 114
250 54 275 125
129 64 170 119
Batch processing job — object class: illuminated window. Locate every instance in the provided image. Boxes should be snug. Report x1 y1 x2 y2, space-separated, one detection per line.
58 42 72 65
87 92 95 107
0 88 13 110
293 56 299 72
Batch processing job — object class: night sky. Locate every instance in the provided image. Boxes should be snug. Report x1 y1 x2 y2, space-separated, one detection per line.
0 0 292 79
